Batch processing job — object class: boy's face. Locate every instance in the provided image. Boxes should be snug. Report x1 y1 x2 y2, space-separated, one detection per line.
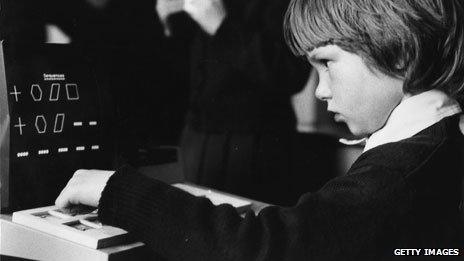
308 45 404 137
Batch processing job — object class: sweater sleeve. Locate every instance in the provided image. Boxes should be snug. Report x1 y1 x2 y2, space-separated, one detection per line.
98 164 412 261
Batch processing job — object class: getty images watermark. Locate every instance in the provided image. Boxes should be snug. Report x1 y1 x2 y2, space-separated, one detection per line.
394 249 460 256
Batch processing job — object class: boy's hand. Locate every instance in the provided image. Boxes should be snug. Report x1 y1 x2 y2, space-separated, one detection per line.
55 169 115 209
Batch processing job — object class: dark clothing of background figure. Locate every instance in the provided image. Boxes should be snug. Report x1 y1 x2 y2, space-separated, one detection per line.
174 0 317 206
99 114 464 261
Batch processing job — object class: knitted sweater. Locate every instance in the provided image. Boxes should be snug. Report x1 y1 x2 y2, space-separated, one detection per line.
99 115 464 260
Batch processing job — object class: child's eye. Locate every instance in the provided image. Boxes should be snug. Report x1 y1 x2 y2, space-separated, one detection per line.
319 59 330 67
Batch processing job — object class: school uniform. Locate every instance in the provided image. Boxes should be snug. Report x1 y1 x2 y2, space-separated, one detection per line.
99 90 464 260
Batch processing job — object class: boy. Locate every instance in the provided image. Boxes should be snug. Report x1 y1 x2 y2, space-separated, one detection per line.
56 0 464 259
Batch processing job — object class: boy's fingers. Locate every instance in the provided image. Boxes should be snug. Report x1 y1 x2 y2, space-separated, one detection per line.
55 184 78 208
55 188 71 208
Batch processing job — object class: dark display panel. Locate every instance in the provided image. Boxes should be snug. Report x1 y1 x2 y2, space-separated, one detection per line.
0 42 115 212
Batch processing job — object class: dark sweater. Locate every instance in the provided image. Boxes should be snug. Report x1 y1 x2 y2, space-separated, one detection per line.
184 0 309 132
99 115 464 260
174 0 314 206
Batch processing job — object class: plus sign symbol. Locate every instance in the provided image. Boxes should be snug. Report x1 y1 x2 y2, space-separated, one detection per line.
9 85 22 102
14 117 26 135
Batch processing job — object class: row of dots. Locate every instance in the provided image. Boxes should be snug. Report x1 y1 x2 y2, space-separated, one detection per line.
16 145 100 158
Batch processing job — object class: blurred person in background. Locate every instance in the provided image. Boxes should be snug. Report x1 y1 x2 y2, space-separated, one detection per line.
155 0 336 206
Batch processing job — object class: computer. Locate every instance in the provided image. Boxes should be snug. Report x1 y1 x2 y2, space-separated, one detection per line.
0 42 116 213
0 42 144 257
0 41 252 257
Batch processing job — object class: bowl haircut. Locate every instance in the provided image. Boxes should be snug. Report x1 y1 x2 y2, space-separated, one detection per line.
284 0 464 103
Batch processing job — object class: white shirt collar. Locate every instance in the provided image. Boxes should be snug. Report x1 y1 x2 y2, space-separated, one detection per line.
363 90 462 152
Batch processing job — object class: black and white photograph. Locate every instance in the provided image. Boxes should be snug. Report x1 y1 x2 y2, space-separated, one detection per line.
1 0 463 260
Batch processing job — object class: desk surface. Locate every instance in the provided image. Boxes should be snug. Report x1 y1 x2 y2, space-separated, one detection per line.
179 182 270 214
139 162 271 214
